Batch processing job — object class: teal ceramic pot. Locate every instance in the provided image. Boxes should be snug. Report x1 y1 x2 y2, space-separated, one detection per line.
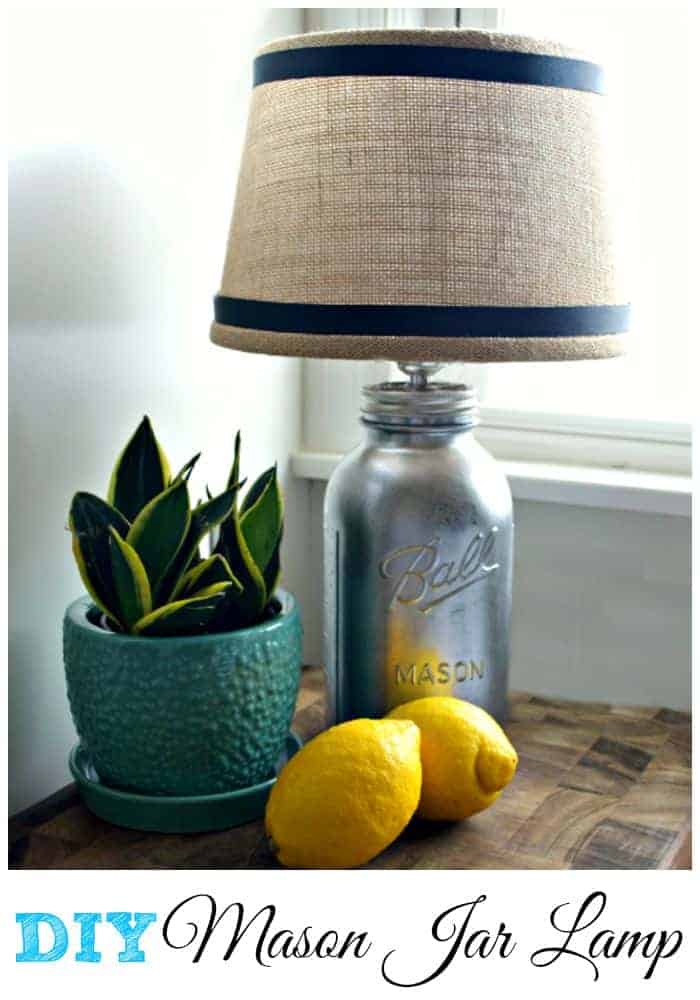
63 591 302 796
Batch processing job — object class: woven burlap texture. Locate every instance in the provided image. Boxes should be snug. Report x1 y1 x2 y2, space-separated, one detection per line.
211 324 627 364
257 28 593 61
215 29 627 362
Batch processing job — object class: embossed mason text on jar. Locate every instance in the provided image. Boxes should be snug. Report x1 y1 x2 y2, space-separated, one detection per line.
324 380 513 723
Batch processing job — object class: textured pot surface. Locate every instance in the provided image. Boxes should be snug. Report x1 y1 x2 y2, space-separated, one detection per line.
63 592 302 796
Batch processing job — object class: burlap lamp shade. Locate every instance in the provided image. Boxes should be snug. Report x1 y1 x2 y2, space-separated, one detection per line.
211 28 629 363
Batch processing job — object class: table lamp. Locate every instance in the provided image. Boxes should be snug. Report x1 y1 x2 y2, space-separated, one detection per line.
211 28 628 724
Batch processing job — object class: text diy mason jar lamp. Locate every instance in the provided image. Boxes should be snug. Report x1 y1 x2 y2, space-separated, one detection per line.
211 29 628 723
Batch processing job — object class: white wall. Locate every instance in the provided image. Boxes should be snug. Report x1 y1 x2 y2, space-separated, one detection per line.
8 5 307 813
304 482 691 711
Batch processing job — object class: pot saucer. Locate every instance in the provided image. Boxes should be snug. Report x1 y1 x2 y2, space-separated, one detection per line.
69 732 302 834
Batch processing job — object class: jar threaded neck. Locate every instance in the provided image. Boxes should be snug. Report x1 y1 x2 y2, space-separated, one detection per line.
361 382 479 431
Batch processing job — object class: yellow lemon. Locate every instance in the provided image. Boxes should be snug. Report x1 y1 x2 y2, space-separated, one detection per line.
265 718 421 868
387 697 518 821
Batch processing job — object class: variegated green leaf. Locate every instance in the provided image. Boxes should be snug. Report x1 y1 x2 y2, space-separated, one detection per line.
240 466 283 576
132 585 230 637
73 422 285 637
172 553 242 600
71 532 115 625
241 465 272 515
108 527 152 630
107 416 170 522
227 431 241 491
69 491 130 538
155 484 240 604
69 492 130 623
262 535 282 601
214 507 266 627
126 479 190 595
171 452 201 486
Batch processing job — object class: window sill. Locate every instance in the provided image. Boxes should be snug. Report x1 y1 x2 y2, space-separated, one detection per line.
291 451 691 518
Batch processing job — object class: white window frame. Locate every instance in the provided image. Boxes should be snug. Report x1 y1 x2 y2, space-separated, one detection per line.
294 8 691 505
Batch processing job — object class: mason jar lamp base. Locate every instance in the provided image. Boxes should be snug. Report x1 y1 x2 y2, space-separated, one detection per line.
324 362 514 725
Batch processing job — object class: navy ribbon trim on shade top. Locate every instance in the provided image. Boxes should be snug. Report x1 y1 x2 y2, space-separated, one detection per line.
214 298 630 338
253 45 605 94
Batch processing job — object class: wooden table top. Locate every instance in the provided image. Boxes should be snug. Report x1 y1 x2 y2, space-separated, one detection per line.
9 668 691 870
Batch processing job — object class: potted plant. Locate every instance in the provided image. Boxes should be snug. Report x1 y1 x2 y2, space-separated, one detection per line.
63 417 302 800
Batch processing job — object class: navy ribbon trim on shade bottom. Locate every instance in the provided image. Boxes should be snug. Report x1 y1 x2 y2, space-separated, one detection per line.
214 298 630 338
253 45 605 95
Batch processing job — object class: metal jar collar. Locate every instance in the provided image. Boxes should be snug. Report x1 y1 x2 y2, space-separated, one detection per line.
361 382 478 430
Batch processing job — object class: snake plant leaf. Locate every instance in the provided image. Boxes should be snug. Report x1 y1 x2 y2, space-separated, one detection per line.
227 431 242 491
188 581 232 599
155 483 240 604
214 507 266 627
108 527 152 630
171 452 201 486
192 482 244 538
240 465 273 515
172 553 242 600
262 533 282 601
186 548 203 573
132 585 231 637
126 479 190 596
240 466 283 575
211 449 267 626
107 416 171 522
69 491 130 538
69 492 130 622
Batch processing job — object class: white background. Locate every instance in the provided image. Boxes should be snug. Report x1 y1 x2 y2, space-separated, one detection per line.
3 869 696 996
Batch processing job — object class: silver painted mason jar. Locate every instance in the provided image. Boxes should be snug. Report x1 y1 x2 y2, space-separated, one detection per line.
324 381 513 724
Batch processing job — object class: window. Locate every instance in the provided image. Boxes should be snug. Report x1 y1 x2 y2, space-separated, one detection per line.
300 8 691 475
